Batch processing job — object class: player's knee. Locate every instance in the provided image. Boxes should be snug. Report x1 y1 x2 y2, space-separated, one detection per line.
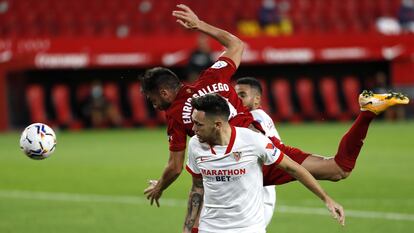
329 171 350 182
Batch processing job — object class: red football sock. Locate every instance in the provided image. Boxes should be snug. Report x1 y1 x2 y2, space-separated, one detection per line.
334 111 376 172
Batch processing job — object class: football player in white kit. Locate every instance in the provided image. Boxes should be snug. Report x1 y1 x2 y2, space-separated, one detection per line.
184 93 345 233
235 77 280 226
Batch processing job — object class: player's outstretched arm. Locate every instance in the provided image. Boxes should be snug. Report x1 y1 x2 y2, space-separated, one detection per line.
144 150 186 207
276 155 346 226
183 176 204 233
172 4 244 68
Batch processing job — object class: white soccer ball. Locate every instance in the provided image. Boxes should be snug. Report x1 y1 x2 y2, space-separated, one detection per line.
19 123 57 160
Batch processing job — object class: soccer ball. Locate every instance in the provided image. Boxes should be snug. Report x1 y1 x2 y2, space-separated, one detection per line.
19 123 57 160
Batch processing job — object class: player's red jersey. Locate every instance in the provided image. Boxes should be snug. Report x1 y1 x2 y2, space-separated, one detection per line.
164 56 310 185
165 57 253 152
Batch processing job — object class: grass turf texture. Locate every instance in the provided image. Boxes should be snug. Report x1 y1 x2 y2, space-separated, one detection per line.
1 121 413 233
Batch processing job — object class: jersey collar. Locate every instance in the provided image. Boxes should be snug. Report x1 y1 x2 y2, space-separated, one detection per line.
225 126 236 154
210 126 236 155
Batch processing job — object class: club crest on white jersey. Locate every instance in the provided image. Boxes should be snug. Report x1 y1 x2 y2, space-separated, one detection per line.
232 151 242 161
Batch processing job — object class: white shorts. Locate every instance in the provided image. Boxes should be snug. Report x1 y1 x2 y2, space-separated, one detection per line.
263 185 276 226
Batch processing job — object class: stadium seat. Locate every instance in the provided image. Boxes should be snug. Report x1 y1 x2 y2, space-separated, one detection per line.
319 77 348 121
127 82 150 126
295 77 319 120
26 84 48 124
76 83 91 104
271 79 301 122
342 75 361 117
51 84 82 129
259 79 271 114
1 0 403 37
103 82 126 126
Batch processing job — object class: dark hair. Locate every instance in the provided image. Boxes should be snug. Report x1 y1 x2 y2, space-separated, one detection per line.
140 67 181 93
236 77 262 94
191 94 230 120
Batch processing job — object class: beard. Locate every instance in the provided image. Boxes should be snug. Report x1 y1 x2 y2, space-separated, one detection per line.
157 99 172 110
196 128 220 145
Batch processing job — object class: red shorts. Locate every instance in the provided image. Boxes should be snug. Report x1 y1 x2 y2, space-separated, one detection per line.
262 152 309 186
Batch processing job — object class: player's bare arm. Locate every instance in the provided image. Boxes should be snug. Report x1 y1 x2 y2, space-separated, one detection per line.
276 155 345 226
172 4 244 68
183 176 204 233
144 150 185 207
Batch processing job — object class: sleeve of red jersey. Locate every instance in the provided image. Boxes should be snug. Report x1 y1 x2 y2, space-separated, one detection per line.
167 118 188 152
198 56 237 83
185 138 202 178
268 136 311 162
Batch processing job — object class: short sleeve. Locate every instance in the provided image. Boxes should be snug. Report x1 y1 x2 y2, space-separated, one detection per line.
253 110 282 140
167 117 187 151
185 138 202 178
198 57 237 83
258 136 284 166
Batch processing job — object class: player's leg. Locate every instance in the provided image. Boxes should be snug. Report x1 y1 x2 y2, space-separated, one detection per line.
295 91 409 180
300 155 347 181
264 90 409 185
299 109 377 181
333 90 409 173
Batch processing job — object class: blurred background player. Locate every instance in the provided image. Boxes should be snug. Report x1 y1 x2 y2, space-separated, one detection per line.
184 93 344 233
235 77 280 226
186 34 213 83
80 80 123 128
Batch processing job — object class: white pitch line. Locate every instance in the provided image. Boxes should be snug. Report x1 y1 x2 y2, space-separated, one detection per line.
1 190 414 222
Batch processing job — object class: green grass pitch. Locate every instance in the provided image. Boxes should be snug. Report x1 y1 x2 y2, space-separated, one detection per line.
1 121 414 233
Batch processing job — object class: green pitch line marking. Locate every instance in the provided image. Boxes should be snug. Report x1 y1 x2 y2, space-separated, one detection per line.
1 189 414 221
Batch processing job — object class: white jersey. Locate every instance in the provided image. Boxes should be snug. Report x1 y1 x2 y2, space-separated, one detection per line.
251 108 281 226
251 109 280 138
186 127 283 233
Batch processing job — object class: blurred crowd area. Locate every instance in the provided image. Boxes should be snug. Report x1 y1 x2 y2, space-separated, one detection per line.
1 0 414 38
1 0 414 130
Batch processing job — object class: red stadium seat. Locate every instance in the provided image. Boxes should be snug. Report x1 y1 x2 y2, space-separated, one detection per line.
127 82 150 125
51 84 71 125
259 79 271 114
76 83 91 105
2 0 400 37
271 79 301 122
319 77 348 120
103 82 125 125
26 84 48 124
295 77 319 120
51 84 82 129
342 75 361 117
103 83 121 109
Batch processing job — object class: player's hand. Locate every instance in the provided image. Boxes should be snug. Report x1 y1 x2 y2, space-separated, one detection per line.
325 197 345 226
144 179 162 207
172 4 201 30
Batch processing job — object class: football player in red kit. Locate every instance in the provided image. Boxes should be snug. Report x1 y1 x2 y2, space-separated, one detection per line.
143 4 409 209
